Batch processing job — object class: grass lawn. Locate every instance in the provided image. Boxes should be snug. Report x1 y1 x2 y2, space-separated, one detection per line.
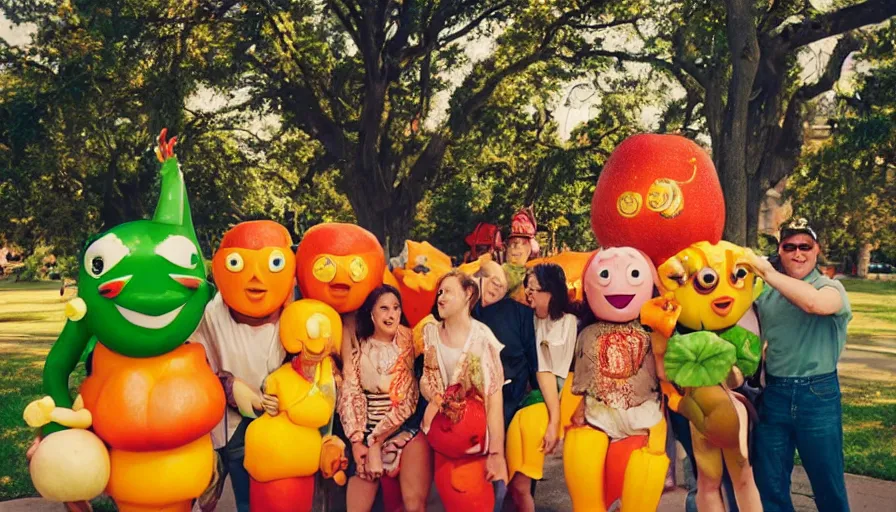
842 279 896 348
0 279 895 502
838 378 896 480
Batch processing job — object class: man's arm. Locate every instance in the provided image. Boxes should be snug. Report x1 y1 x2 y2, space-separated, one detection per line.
746 251 843 316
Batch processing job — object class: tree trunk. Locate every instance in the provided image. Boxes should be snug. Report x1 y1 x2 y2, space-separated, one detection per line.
857 242 873 278
347 180 416 258
719 0 761 245
746 174 762 248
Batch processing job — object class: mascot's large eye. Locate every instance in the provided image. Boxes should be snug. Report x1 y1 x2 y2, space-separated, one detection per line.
730 264 750 289
156 235 199 269
224 252 244 272
626 265 645 286
694 267 719 294
313 256 337 283
84 234 130 279
597 267 611 286
349 256 369 283
269 250 287 273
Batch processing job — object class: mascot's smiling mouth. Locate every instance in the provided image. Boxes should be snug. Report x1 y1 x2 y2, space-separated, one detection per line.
115 304 185 329
711 297 734 316
605 294 635 309
329 283 351 296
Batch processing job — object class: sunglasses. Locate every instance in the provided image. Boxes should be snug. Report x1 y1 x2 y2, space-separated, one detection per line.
781 243 814 252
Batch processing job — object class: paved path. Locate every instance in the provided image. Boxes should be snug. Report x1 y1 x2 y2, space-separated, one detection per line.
4 456 894 512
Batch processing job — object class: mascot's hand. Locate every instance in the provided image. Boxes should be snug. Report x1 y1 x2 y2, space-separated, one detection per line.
232 379 262 418
640 295 681 338
320 435 348 486
661 381 683 412
24 395 92 430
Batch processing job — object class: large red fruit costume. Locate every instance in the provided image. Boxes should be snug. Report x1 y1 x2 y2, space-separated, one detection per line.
591 134 725 266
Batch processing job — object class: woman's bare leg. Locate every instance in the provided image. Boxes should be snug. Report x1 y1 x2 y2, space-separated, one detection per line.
509 473 535 512
346 475 379 512
399 433 433 512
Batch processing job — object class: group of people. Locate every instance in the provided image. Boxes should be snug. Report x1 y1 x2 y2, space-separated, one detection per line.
192 216 852 512
25 131 854 512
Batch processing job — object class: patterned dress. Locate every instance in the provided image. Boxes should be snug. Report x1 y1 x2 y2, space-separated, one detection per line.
338 325 418 448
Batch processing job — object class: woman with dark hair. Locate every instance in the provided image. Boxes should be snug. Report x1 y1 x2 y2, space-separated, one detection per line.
338 285 431 512
503 263 579 512
420 270 508 511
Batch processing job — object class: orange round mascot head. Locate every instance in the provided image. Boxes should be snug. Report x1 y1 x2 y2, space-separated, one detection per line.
592 134 725 266
295 223 386 314
212 221 296 318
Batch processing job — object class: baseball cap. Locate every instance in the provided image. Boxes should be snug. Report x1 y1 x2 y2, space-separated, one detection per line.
780 217 818 242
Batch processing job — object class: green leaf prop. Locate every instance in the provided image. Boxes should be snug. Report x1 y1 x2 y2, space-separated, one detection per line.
718 325 762 377
665 331 737 387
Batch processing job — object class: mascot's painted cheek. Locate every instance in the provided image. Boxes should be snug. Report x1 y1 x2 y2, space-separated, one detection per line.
583 248 656 323
616 192 642 218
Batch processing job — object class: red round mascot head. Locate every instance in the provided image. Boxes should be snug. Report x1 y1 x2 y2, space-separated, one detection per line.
295 223 386 314
591 134 725 266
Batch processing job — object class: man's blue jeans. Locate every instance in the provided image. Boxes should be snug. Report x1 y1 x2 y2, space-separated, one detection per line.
754 371 850 512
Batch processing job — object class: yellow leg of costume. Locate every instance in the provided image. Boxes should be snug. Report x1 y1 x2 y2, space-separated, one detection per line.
563 426 609 512
506 403 549 480
691 425 726 512
620 419 670 512
558 373 580 440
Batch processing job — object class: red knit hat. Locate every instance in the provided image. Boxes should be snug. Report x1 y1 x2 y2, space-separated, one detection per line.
509 206 537 239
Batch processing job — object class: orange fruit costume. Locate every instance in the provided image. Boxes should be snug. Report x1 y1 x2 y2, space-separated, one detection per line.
392 240 453 327
292 223 406 507
526 250 596 301
296 223 387 315
211 220 296 319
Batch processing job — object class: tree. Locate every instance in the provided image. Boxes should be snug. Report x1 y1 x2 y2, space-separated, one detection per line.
410 64 647 258
205 0 650 253
564 0 896 245
787 24 896 276
0 0 344 257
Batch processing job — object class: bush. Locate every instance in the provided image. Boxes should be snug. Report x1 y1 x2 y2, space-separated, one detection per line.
17 246 77 281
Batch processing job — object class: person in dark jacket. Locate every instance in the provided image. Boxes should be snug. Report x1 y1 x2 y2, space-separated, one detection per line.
472 260 541 511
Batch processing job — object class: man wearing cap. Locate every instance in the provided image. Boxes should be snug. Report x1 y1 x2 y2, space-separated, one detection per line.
746 218 852 512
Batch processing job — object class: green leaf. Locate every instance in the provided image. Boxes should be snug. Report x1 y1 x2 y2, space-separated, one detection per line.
718 325 761 377
664 331 737 387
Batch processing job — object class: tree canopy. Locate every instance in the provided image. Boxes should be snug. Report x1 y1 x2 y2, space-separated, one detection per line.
2 0 895 266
